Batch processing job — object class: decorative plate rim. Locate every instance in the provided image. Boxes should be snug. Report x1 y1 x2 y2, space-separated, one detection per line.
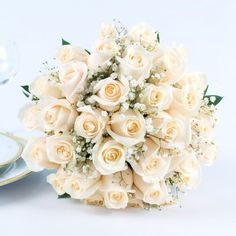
0 132 23 168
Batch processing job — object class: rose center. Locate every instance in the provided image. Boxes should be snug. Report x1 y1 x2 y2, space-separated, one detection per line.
102 148 121 164
109 192 124 203
126 120 140 136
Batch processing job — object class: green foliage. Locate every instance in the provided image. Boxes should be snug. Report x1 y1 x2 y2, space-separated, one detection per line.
21 85 30 98
58 193 71 199
203 85 223 106
62 38 70 45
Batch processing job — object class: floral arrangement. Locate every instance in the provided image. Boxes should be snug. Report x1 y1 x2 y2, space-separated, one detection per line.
20 22 222 209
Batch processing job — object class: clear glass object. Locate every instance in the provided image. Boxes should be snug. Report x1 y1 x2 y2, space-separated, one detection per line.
0 39 19 85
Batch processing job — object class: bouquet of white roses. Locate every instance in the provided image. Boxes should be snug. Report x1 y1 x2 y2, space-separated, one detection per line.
20 22 222 209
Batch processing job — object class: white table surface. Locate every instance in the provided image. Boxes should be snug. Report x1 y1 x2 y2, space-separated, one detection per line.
0 0 236 235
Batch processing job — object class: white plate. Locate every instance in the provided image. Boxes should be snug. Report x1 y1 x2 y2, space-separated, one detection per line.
0 157 31 187
0 132 23 168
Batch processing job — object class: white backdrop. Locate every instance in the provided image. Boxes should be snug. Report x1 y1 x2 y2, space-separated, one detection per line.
0 0 235 235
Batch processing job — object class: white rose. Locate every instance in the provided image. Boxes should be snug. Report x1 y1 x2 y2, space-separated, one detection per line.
129 138 170 183
47 168 67 195
88 39 118 69
92 137 127 175
134 173 171 205
128 23 157 49
192 112 215 139
74 106 107 141
99 23 117 40
29 75 62 98
176 150 201 189
19 103 41 130
64 172 101 200
150 111 191 150
169 87 202 117
138 83 172 112
100 168 133 209
153 45 186 84
22 137 58 172
117 45 152 83
198 142 217 166
56 45 89 64
178 73 207 94
106 109 146 147
59 61 88 103
39 98 78 132
46 135 75 164
91 77 129 111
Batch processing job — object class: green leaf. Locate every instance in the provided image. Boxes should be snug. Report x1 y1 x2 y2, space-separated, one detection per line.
203 85 209 97
156 32 160 43
62 38 70 45
21 85 30 98
84 49 91 55
58 193 71 199
204 95 223 106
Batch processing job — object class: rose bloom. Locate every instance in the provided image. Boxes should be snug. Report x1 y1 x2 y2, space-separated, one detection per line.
92 137 127 175
153 45 186 85
128 23 157 49
39 97 78 133
178 73 207 94
19 103 41 130
107 109 146 147
92 77 128 111
169 86 202 117
129 138 170 183
47 168 67 195
59 61 88 103
46 135 75 164
56 45 89 64
64 172 101 200
98 23 117 40
138 83 173 112
117 45 152 83
150 111 191 150
22 137 58 172
74 106 107 141
198 141 217 166
100 168 133 209
134 173 171 205
175 150 201 190
29 75 62 99
88 39 119 69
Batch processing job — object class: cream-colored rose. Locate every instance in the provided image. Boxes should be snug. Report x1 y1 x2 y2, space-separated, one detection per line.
128 23 157 49
19 103 41 130
74 106 107 141
47 168 67 195
134 173 171 205
88 39 118 69
99 23 117 40
29 75 62 98
100 168 133 209
192 112 215 139
153 45 186 85
150 111 191 150
117 45 152 83
139 84 172 112
107 109 146 147
64 173 101 200
59 61 88 103
198 142 217 166
46 135 74 164
39 98 78 132
56 45 89 64
92 138 127 175
91 77 128 111
22 137 58 172
169 87 202 117
129 138 170 183
176 150 201 189
178 73 207 94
